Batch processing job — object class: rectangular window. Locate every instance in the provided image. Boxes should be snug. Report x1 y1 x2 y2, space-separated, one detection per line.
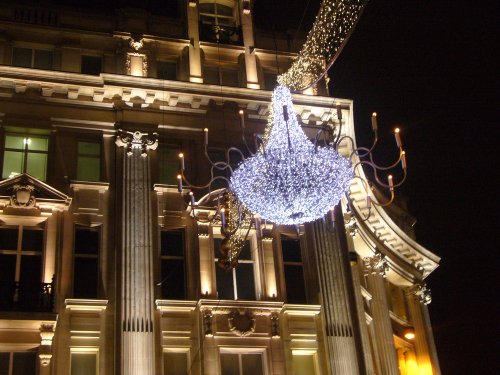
0 351 37 375
157 61 178 80
13 47 53 69
2 128 50 180
160 230 186 300
73 226 100 298
158 145 180 185
71 352 97 375
281 236 307 304
81 55 102 75
264 72 278 90
0 226 44 311
204 66 239 87
220 353 263 375
215 239 255 300
163 352 188 375
292 353 317 375
77 140 101 181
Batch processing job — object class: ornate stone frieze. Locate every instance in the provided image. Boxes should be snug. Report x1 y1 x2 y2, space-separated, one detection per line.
363 252 389 277
115 129 158 156
10 184 36 207
409 283 432 305
228 310 256 337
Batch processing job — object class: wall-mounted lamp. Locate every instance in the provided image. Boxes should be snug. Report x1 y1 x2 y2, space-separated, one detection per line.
188 0 197 8
403 329 415 340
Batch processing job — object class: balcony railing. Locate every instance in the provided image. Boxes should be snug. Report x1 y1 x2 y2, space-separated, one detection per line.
0 278 54 312
199 22 243 46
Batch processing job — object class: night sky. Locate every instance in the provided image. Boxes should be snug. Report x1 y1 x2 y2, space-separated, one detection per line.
255 1 498 374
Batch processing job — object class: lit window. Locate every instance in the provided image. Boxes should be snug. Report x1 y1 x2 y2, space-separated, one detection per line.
220 352 264 375
160 230 186 300
12 47 53 69
73 226 100 298
215 239 256 300
1 128 50 180
157 61 178 80
0 226 44 311
77 140 101 181
0 351 37 375
158 145 180 185
281 236 307 304
292 352 317 375
71 352 97 375
81 55 102 75
163 351 189 375
199 2 235 27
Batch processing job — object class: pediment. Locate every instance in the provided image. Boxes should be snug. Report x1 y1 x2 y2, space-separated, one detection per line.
0 173 71 210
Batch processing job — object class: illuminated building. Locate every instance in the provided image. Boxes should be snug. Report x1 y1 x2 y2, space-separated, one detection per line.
0 1 440 374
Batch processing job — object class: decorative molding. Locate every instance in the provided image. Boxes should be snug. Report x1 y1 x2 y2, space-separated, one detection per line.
203 310 213 336
129 36 144 51
408 283 432 305
363 252 389 277
344 211 358 237
228 310 256 337
271 313 280 337
10 184 36 207
39 322 56 366
116 129 158 156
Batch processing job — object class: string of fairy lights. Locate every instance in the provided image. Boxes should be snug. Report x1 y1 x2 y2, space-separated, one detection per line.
278 0 368 91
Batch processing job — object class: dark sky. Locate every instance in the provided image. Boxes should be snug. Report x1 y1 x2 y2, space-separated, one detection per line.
255 1 498 374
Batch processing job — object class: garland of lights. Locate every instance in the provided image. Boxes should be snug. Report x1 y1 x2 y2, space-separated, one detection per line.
230 85 353 225
278 0 368 91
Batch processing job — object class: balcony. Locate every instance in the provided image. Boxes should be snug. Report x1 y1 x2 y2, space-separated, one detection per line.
0 279 54 312
199 22 243 45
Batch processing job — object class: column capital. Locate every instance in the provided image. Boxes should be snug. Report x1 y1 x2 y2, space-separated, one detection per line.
363 252 388 277
407 283 432 305
116 129 158 156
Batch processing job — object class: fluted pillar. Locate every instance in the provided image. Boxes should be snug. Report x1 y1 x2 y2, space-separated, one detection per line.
116 130 158 375
363 253 399 375
309 220 360 375
406 284 441 375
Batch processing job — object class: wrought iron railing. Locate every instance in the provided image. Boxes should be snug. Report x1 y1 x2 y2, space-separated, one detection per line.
0 277 54 312
199 22 243 45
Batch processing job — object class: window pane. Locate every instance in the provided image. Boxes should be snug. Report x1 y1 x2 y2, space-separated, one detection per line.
221 69 239 87
157 61 177 80
12 48 32 68
0 228 18 250
12 352 37 375
0 255 16 310
282 238 302 262
161 231 184 257
242 354 263 375
199 3 215 13
26 152 47 180
216 4 233 16
21 228 43 251
71 353 97 375
27 136 49 151
75 228 99 255
161 259 185 300
204 66 219 85
293 355 316 375
236 263 255 300
163 352 188 375
2 151 24 179
34 49 53 70
238 241 251 260
81 55 102 75
216 266 234 300
19 255 42 285
284 265 307 304
78 141 100 156
77 156 100 181
220 353 239 375
74 257 98 298
158 146 179 185
5 135 25 149
264 72 278 90
0 352 9 375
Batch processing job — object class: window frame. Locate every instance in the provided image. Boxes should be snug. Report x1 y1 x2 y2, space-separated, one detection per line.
162 347 191 375
70 348 99 375
219 347 268 375
199 1 237 27
0 350 38 375
159 228 187 300
72 224 101 299
76 139 102 182
278 233 309 304
12 45 54 70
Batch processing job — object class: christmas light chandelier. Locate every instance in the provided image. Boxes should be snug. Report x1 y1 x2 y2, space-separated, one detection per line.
230 85 353 225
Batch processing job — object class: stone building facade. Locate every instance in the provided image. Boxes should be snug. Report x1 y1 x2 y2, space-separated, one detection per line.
0 1 440 374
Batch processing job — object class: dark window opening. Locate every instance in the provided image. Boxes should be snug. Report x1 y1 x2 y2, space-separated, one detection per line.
282 236 307 304
73 226 100 298
160 230 186 300
157 61 178 80
81 55 102 75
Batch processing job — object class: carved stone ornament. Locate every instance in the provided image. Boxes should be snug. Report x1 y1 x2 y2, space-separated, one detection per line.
203 310 213 336
228 310 256 337
126 52 148 77
11 184 36 207
116 129 158 156
412 283 432 305
129 37 144 51
363 252 389 277
271 313 280 337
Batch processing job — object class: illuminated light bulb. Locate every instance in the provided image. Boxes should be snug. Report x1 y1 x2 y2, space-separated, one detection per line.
177 174 183 192
204 128 209 145
371 112 378 131
394 128 402 148
388 174 394 191
179 153 185 170
220 207 226 227
404 330 415 340
231 85 353 225
239 110 245 129
189 191 195 207
401 151 407 169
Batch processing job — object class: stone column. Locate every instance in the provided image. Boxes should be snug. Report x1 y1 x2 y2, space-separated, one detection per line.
116 130 158 375
363 253 399 375
240 1 260 89
186 1 203 83
309 220 360 375
406 283 441 375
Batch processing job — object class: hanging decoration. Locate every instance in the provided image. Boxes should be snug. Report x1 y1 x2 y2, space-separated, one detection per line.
278 0 368 91
230 85 353 225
